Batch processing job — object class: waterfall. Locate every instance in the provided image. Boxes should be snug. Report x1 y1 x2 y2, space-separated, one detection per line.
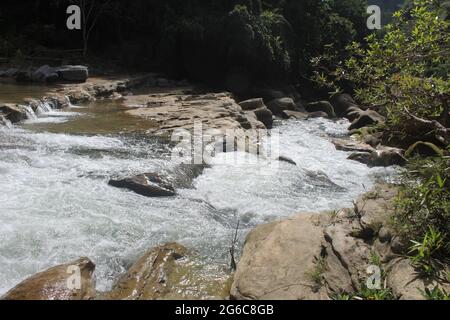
21 105 38 120
35 101 53 115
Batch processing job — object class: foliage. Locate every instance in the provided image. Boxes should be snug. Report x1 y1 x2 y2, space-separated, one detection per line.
420 285 450 300
313 0 450 147
409 227 448 276
393 156 450 274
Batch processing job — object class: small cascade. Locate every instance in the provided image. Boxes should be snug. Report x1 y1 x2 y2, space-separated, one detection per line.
35 101 53 115
21 105 38 121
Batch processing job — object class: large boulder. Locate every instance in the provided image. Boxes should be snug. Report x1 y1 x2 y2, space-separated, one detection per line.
266 97 296 115
253 107 273 129
330 93 359 117
239 98 265 111
231 214 329 300
305 101 336 118
56 65 89 83
1 258 96 300
105 243 231 300
109 173 175 197
348 110 385 131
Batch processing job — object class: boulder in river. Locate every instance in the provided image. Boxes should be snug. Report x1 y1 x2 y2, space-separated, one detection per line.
57 65 89 83
347 146 406 167
277 156 297 166
253 107 273 129
266 97 296 115
0 104 29 123
305 101 336 118
32 65 59 83
1 258 96 300
281 110 308 120
108 172 176 197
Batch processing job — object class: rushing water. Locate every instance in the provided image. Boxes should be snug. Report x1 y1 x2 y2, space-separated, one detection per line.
0 88 396 295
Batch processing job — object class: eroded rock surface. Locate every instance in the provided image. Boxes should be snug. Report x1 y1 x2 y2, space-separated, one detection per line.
1 258 96 300
105 243 231 300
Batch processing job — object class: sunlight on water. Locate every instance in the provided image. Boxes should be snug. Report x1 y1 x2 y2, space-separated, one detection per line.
0 100 396 294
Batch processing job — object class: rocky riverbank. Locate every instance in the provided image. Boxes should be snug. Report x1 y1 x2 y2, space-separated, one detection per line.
2 68 443 300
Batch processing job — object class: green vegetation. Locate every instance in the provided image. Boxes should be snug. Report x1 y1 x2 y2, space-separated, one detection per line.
306 257 327 289
420 286 450 300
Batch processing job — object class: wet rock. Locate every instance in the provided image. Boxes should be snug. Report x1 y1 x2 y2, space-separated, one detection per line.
106 243 231 300
253 107 273 129
0 104 29 123
0 114 11 127
308 111 329 119
109 173 175 197
346 106 365 121
332 138 375 153
330 93 359 117
231 214 329 300
281 110 308 120
348 146 406 167
277 156 296 166
405 141 444 158
305 101 336 118
266 97 296 115
348 110 385 131
33 65 59 83
1 258 96 300
57 65 89 83
239 98 265 111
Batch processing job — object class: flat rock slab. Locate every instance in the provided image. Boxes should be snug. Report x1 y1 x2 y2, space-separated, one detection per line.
109 173 175 197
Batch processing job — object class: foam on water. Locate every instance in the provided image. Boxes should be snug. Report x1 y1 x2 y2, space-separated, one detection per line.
0 116 396 295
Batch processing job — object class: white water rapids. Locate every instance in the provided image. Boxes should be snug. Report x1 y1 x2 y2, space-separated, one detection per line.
0 97 396 295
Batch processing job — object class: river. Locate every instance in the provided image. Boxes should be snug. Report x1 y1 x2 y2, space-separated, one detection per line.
0 85 396 295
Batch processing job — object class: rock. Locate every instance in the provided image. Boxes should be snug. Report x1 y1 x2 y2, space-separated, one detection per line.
378 227 392 243
33 65 59 82
266 97 296 115
1 258 96 300
308 111 329 119
387 259 450 300
348 110 385 131
281 110 308 120
362 133 382 147
390 236 409 254
57 65 89 83
2 68 19 78
251 89 285 103
109 173 175 197
0 104 29 123
330 93 359 117
277 156 296 166
0 114 11 127
65 89 93 104
156 78 170 87
15 70 33 82
354 184 398 235
253 107 273 129
239 98 265 111
305 101 336 118
106 243 231 300
324 222 372 287
346 106 364 121
348 146 406 167
332 138 375 153
405 141 444 158
231 214 329 300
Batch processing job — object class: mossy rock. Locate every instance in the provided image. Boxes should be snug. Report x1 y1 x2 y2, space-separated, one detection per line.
405 141 444 158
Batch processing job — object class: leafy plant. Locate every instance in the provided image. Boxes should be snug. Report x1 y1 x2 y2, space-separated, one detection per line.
420 286 450 300
409 227 447 276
